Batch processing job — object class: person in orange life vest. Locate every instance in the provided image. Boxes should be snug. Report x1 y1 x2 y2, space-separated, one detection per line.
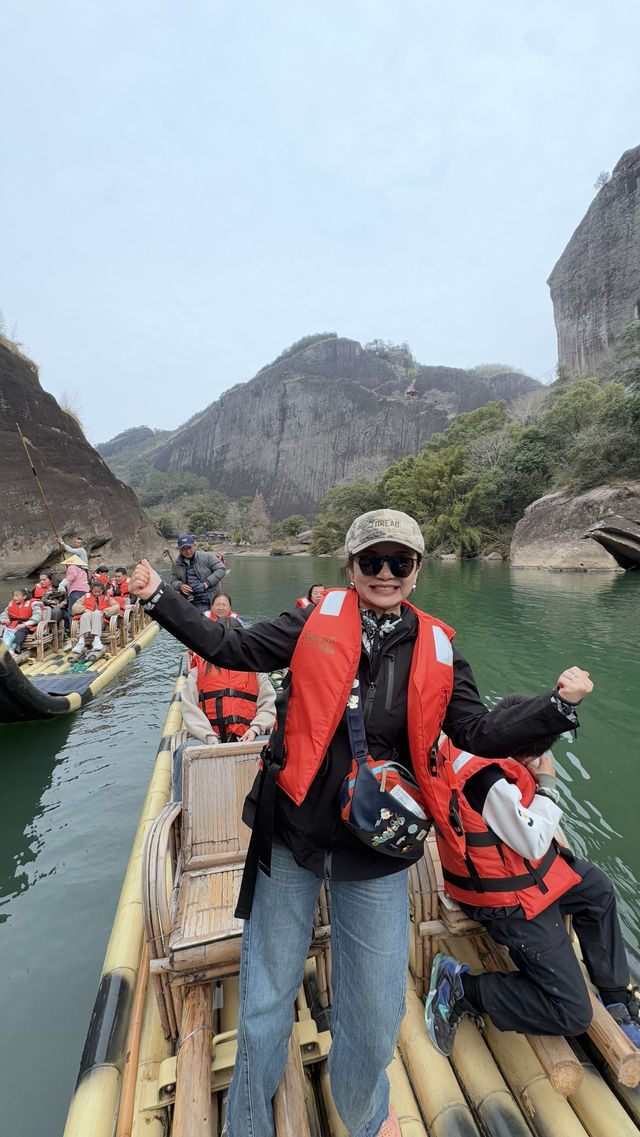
130 508 589 1137
174 616 277 798
109 567 131 599
296 583 325 608
70 579 120 656
91 565 110 587
1 588 43 656
32 570 68 637
425 689 640 1057
33 571 56 600
208 592 245 626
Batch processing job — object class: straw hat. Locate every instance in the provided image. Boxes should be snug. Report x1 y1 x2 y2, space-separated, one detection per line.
62 554 86 566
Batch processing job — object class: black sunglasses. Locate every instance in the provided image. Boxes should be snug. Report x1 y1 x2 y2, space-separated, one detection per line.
356 553 417 578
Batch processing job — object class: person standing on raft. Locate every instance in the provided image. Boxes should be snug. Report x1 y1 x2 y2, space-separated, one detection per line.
130 508 591 1137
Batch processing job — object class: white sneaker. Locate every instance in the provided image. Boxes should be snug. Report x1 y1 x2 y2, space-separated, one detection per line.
71 639 85 657
63 640 73 652
92 637 104 651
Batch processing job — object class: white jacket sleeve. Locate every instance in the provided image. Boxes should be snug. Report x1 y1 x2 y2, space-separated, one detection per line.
180 671 219 743
251 673 277 736
482 779 563 861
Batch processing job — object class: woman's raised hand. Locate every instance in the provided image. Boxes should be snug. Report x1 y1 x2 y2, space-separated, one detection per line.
130 559 162 600
556 667 593 704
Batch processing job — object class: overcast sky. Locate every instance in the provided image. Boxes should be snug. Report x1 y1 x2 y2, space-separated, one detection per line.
1 0 638 445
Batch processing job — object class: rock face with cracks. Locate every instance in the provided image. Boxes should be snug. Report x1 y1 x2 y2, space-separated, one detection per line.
0 338 164 579
145 337 540 520
548 144 640 376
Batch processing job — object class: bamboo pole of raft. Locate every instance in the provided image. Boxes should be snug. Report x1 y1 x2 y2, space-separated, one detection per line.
273 1035 311 1137
387 1050 429 1137
449 1018 538 1137
115 941 150 1137
449 937 591 1137
173 984 213 1137
16 422 63 542
398 984 482 1137
567 1049 640 1137
585 988 640 1087
474 931 583 1095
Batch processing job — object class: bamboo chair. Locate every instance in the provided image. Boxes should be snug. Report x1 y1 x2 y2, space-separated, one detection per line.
22 608 57 662
142 739 332 1137
143 740 332 1038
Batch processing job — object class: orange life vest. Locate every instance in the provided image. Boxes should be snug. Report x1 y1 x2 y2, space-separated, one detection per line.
73 592 114 619
6 598 38 627
295 596 311 608
278 587 455 806
194 657 259 742
109 576 130 597
433 741 581 917
33 583 49 599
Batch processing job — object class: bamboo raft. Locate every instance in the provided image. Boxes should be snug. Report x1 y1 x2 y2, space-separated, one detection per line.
0 605 159 723
64 659 640 1137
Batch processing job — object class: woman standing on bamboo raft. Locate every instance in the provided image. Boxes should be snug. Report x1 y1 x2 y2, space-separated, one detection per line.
130 508 591 1137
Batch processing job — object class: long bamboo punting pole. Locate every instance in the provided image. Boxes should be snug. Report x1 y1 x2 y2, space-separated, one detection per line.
16 422 62 542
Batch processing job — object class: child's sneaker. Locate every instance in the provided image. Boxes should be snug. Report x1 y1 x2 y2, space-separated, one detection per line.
71 638 85 658
425 952 483 1056
91 637 104 651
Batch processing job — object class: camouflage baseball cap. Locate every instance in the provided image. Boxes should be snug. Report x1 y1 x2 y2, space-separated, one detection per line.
344 510 425 556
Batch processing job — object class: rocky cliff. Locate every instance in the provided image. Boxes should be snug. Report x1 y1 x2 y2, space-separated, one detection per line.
510 482 640 570
548 144 640 375
0 337 164 579
144 337 539 520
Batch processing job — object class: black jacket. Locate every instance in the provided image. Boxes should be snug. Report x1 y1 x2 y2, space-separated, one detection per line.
143 585 580 880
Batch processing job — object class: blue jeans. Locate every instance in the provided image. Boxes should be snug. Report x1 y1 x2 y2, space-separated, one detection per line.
227 842 409 1137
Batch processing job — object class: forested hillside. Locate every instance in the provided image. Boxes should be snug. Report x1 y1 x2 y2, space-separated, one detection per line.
310 321 640 557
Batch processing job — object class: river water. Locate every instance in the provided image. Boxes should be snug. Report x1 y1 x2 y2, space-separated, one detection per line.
0 556 638 1136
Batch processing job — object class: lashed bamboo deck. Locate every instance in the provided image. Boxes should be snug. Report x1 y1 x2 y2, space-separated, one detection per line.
64 658 640 1137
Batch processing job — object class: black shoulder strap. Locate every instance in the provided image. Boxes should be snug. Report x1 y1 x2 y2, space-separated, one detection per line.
234 675 291 920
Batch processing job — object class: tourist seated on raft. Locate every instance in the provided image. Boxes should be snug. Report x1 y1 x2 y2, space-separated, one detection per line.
173 615 276 799
92 565 110 586
1 587 44 659
33 571 68 636
425 689 640 1055
207 592 245 625
170 534 226 614
295 583 325 607
68 578 120 657
108 567 131 604
56 535 89 567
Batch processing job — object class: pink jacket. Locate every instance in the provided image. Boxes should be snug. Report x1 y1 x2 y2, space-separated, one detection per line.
65 563 90 593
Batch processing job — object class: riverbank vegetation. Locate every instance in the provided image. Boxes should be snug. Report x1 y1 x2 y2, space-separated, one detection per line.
310 320 640 557
101 321 639 557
